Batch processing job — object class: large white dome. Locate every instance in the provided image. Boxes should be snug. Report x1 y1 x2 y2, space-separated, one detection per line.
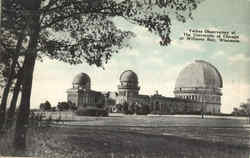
175 60 223 89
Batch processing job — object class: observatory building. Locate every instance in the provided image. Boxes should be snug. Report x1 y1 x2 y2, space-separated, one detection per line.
174 60 223 113
116 70 149 105
67 60 223 114
66 73 104 109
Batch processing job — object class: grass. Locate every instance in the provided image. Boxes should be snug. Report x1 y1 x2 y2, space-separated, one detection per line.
0 114 250 158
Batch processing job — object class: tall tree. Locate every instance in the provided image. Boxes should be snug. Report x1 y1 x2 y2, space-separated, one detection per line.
0 32 25 129
0 14 27 130
2 0 202 151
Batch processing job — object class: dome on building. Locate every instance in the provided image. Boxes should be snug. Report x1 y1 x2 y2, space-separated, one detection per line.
120 70 138 83
175 60 223 89
72 73 90 85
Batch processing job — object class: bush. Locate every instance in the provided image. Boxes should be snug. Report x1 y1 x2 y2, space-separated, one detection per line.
39 100 51 111
136 105 150 115
57 102 69 111
57 101 77 111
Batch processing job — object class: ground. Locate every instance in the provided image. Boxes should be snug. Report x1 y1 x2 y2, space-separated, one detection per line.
1 113 250 158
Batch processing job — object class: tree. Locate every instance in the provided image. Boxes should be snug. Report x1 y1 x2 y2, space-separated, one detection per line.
39 100 52 111
0 31 26 130
6 72 23 128
240 102 250 124
57 101 70 111
231 100 250 124
57 101 77 111
136 103 150 115
2 0 202 151
122 102 129 114
0 1 28 129
68 101 77 111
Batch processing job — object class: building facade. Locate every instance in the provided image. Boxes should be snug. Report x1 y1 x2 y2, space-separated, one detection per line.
67 60 223 114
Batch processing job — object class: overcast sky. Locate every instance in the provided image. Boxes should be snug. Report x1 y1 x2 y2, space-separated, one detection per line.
31 0 250 113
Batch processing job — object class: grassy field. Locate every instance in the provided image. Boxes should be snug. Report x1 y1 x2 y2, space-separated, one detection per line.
0 113 250 158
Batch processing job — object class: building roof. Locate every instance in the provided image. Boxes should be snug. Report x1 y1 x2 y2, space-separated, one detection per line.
120 70 138 83
72 72 90 85
175 60 223 89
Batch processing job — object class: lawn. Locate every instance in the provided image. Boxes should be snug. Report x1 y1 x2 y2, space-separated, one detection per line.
0 114 250 158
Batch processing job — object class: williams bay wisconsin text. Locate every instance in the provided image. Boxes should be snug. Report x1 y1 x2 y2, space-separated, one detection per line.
181 28 240 43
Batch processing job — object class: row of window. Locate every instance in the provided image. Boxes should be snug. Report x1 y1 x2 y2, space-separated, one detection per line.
151 103 220 113
177 95 221 102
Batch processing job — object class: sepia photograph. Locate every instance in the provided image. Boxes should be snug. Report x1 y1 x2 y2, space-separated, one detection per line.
0 0 250 157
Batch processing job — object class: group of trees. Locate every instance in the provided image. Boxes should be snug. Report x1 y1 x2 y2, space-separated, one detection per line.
114 102 150 115
231 100 250 124
39 100 77 111
57 101 77 111
0 0 201 152
232 101 250 117
39 100 52 111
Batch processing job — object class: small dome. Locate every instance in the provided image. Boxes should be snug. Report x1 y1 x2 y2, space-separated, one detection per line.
120 70 138 83
175 60 223 88
72 73 90 85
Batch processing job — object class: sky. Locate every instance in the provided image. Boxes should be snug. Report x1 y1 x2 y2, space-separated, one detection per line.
30 0 250 113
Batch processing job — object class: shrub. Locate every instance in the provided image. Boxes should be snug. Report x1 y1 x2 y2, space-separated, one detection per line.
57 101 77 111
136 105 150 115
39 100 51 111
